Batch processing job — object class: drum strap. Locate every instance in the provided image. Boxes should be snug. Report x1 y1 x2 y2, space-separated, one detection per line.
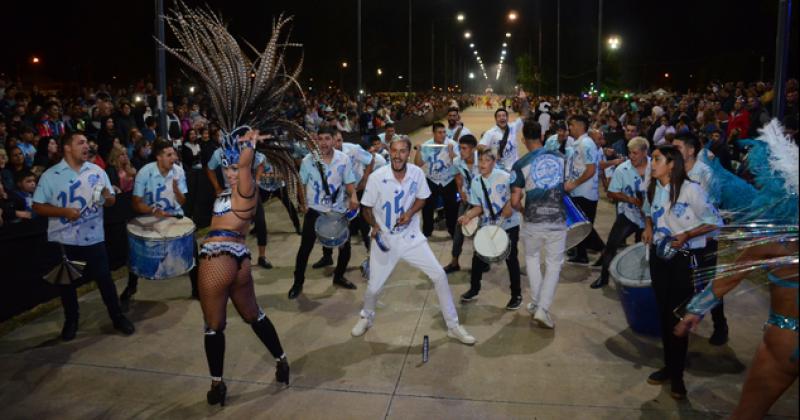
315 160 340 202
479 177 497 222
497 125 510 158
453 125 463 142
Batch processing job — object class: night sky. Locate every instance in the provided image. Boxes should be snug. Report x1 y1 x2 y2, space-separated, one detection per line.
2 0 797 94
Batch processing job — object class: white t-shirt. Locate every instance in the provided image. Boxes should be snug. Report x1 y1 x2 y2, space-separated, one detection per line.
361 163 430 245
479 117 523 170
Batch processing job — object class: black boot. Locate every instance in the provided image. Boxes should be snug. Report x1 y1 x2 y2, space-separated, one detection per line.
276 356 290 385
207 381 227 406
311 256 334 269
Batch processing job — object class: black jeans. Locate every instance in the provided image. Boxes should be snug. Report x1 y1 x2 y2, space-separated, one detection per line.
470 226 521 297
422 179 459 238
599 214 643 282
451 201 469 258
650 246 694 382
571 196 605 259
294 208 350 285
261 186 302 238
695 239 727 329
60 242 123 322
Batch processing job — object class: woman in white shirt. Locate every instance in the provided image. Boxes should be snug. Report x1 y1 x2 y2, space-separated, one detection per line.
642 145 720 400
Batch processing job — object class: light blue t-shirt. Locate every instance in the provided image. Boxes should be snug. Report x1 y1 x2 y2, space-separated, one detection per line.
33 159 114 246
259 154 285 192
133 162 188 216
420 138 458 186
453 152 480 197
567 134 599 201
607 158 649 228
299 149 355 213
643 181 720 249
341 142 374 184
468 168 520 230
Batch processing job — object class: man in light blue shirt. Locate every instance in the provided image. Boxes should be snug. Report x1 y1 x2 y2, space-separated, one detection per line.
443 134 481 273
121 140 197 307
32 132 134 341
458 149 521 310
564 115 605 264
591 137 649 289
414 122 459 238
289 126 360 299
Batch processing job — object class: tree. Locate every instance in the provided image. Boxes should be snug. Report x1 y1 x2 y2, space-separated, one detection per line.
515 54 535 93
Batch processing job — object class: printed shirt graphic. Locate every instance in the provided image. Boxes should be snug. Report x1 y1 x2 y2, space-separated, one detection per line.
643 181 721 249
511 148 566 229
479 117 523 170
342 142 374 184
420 138 458 186
567 134 600 201
133 162 188 216
453 152 480 196
33 159 114 245
607 158 649 228
361 164 430 243
300 150 355 213
259 154 285 192
468 168 520 230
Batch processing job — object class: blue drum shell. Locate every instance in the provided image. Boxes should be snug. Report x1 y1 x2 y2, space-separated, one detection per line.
128 231 195 280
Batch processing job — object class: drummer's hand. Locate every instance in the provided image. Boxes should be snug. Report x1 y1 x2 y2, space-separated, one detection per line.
501 205 513 219
396 212 411 226
671 232 689 249
348 197 359 211
153 208 170 218
641 226 653 244
370 225 380 239
457 215 471 225
674 314 702 337
628 196 643 208
112 185 122 194
563 180 576 193
62 207 81 221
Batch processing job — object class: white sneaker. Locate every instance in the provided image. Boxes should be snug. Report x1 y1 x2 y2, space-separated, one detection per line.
351 317 372 337
533 308 555 329
526 302 538 315
447 325 476 345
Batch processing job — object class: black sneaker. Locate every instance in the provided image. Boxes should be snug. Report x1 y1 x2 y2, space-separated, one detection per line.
61 319 78 341
709 325 729 346
670 378 687 400
258 257 273 269
112 315 135 335
333 276 357 290
567 255 590 265
482 264 490 273
443 264 460 274
590 276 608 289
505 296 522 310
460 289 479 302
288 284 303 299
311 257 334 269
647 367 669 385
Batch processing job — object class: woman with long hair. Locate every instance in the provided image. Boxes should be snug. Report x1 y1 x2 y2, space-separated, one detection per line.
641 145 720 399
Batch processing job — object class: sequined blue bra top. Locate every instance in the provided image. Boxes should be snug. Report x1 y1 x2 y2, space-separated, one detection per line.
213 189 233 216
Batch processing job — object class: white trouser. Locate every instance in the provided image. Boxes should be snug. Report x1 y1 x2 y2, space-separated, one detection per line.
360 235 459 330
521 225 566 312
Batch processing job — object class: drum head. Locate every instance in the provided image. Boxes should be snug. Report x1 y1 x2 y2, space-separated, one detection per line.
315 212 349 247
474 226 510 261
610 243 651 287
127 216 196 239
565 222 591 250
461 217 479 237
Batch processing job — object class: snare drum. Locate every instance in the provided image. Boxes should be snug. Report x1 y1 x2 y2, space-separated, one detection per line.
473 225 511 264
461 217 479 238
314 211 350 248
563 195 591 250
127 216 196 280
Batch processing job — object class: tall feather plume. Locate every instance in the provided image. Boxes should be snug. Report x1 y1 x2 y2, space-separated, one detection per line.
158 1 317 206
757 119 799 196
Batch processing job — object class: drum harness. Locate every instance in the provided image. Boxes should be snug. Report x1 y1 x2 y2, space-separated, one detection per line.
479 176 504 240
314 153 340 210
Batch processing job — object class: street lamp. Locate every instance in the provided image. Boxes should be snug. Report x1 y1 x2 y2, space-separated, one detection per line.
502 42 507 47
607 36 621 50
469 43 475 48
505 32 511 38
456 13 465 22
377 68 383 76
469 72 475 79
342 61 348 68
464 31 471 39
508 11 518 21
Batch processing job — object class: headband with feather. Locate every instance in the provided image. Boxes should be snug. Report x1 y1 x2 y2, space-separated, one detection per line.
158 2 315 203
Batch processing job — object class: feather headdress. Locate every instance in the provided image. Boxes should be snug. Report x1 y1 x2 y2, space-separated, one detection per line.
159 1 315 202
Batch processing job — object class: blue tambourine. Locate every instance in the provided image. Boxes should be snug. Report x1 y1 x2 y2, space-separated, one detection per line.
346 207 360 221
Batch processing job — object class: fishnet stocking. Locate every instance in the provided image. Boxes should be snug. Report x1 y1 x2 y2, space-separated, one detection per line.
198 255 260 329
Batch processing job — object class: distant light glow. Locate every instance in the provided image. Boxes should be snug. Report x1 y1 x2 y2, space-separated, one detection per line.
464 31 472 39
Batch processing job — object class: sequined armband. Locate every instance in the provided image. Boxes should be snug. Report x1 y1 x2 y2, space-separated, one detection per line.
686 285 721 316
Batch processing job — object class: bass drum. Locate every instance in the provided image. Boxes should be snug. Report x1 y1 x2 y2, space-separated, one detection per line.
473 225 510 264
127 216 196 280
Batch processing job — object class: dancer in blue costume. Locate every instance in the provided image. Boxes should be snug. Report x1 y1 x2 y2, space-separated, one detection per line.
675 120 798 419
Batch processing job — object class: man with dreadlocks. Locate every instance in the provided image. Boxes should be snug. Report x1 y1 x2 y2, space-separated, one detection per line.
161 3 311 405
